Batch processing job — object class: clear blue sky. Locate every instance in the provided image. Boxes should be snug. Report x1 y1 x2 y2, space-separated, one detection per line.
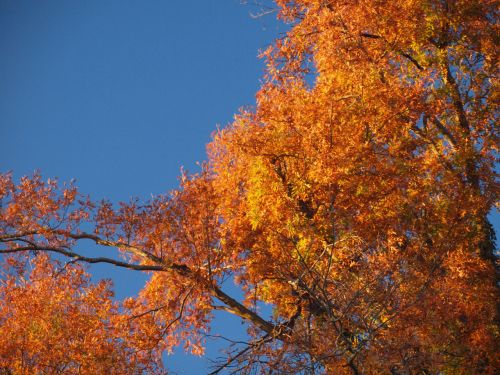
0 0 282 372
0 1 498 373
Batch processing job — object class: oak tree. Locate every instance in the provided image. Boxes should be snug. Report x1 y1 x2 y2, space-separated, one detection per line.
1 1 498 373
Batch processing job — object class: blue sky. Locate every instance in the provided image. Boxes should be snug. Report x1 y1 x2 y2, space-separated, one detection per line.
1 1 498 373
0 0 282 199
0 0 282 372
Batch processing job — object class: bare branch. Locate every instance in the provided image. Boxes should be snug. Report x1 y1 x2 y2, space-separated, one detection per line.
0 245 166 272
208 333 273 375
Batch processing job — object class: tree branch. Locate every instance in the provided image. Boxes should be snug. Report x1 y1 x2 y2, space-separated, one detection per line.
0 245 166 272
359 32 424 70
208 333 273 375
1 230 280 339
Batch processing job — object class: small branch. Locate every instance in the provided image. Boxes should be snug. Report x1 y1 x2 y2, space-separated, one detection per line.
0 245 166 272
399 51 423 71
0 232 37 240
360 32 381 39
359 32 423 71
208 333 273 375
55 230 164 265
432 116 458 149
347 359 361 375
443 62 471 135
129 303 168 321
161 286 194 334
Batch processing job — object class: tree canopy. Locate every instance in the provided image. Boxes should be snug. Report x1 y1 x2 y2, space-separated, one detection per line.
1 0 498 373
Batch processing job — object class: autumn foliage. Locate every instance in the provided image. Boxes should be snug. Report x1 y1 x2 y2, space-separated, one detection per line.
0 255 163 373
1 1 498 374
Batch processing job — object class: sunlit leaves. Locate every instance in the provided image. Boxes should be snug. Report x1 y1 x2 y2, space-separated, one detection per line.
0 0 498 373
0 255 163 374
